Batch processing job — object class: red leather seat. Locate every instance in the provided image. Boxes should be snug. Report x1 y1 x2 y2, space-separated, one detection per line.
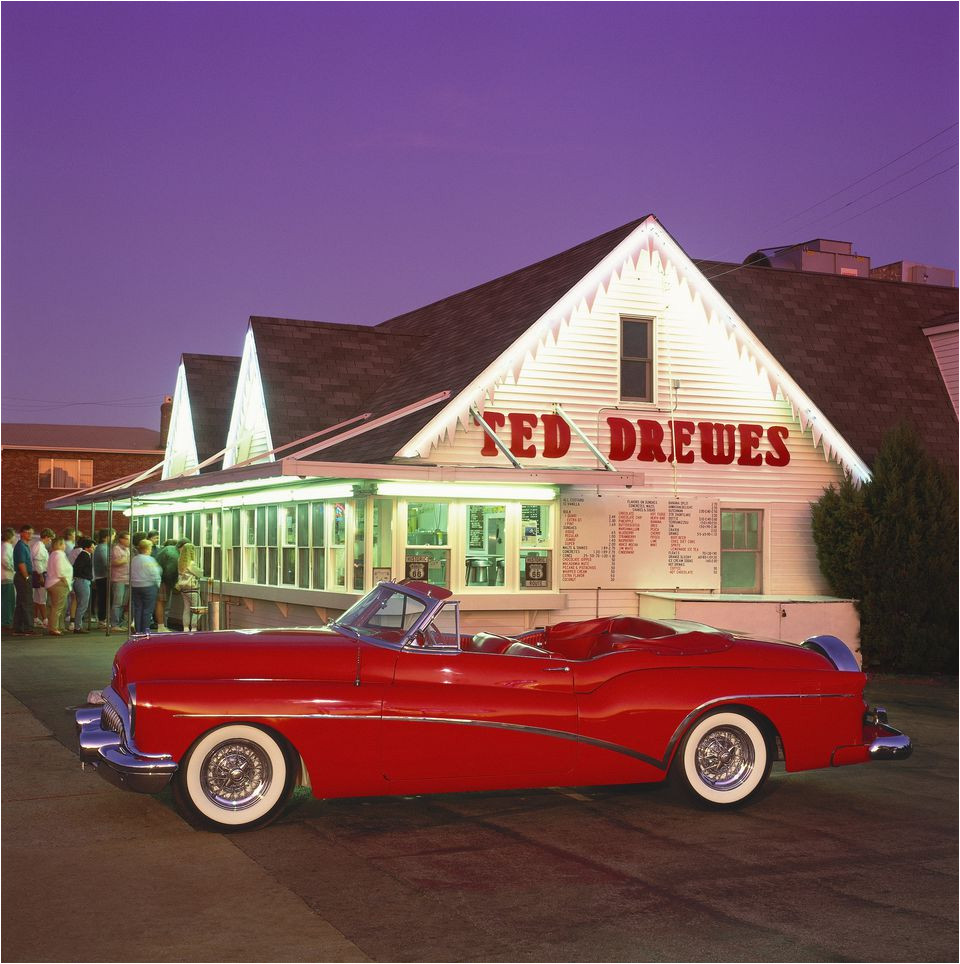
467 633 516 655
544 618 613 660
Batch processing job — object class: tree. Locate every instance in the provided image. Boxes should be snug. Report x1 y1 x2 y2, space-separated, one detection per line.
812 424 958 674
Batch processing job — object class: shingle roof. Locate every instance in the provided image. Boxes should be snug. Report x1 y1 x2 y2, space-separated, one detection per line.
241 219 956 470
250 317 420 451
314 218 649 462
181 354 241 464
697 261 958 468
1 423 162 451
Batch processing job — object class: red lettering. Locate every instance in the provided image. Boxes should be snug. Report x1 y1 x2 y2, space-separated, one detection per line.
670 420 696 464
637 419 668 462
737 423 764 466
476 411 506 457
606 417 636 461
765 425 791 466
698 422 737 464
541 414 571 459
508 413 538 458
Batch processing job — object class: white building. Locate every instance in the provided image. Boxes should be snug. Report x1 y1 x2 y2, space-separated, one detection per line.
49 216 958 648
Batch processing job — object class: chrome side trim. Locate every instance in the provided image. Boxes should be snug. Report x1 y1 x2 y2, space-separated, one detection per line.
172 692 853 771
381 715 664 768
173 712 382 720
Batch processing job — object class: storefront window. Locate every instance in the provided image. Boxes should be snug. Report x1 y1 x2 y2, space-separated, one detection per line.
465 504 506 587
519 503 552 590
405 502 449 586
331 503 346 589
202 512 220 580
296 504 310 588
190 511 201 545
372 499 392 580
353 500 366 591
721 510 762 592
281 505 297 586
311 502 326 590
230 508 241 581
266 506 278 585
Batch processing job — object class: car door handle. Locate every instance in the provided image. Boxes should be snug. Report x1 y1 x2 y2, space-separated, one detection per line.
544 666 570 672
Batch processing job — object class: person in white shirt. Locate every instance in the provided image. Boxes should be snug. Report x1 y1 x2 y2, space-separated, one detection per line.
31 529 53 626
45 538 74 636
2 528 15 631
130 539 162 634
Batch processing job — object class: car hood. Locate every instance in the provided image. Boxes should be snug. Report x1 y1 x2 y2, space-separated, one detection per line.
113 627 361 691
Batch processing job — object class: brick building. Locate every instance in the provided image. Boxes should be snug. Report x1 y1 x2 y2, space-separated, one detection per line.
1 422 166 535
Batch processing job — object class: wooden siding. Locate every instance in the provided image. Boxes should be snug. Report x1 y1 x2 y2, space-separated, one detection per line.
161 365 199 479
428 255 843 597
223 328 273 468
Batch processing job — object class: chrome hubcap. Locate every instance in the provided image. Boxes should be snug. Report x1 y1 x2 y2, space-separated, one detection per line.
695 726 755 790
201 740 272 810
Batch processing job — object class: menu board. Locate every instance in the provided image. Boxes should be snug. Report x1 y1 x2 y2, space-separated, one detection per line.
560 493 720 590
468 506 485 550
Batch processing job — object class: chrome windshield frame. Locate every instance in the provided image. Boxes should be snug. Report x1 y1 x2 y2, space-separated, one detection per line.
332 581 447 650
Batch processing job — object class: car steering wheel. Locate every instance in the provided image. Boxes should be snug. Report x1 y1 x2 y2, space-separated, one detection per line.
420 622 445 649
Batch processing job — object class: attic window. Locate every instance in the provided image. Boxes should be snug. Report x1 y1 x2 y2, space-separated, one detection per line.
620 318 653 403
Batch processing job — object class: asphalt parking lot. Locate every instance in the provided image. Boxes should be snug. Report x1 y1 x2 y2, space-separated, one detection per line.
2 630 957 963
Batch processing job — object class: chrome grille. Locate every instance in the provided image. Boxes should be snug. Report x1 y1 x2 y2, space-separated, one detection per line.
101 701 124 736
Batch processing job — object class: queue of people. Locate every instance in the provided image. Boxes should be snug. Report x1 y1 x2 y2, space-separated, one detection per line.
2 524 204 636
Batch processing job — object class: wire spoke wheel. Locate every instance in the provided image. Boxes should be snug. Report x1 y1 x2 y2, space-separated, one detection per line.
676 711 771 807
174 723 296 831
201 740 273 810
694 725 755 791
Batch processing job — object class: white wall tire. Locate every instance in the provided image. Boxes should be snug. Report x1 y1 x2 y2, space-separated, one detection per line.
676 711 770 807
173 724 295 831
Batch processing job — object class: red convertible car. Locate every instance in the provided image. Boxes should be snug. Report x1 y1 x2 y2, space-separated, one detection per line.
76 580 911 831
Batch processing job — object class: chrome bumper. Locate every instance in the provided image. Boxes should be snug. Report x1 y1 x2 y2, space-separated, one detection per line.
867 706 912 761
75 691 177 795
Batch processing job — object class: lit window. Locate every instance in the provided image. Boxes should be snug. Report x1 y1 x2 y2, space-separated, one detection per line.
465 504 505 587
331 503 347 589
405 502 450 587
620 318 653 402
38 458 93 490
721 510 762 593
520 503 553 590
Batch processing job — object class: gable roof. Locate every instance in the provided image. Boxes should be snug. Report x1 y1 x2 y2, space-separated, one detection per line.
1 423 162 451
181 353 241 464
227 217 956 472
698 261 958 468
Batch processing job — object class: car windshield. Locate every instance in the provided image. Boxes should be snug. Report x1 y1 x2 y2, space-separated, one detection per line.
333 585 428 644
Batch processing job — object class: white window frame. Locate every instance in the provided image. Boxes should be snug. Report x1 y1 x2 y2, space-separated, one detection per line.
619 316 656 405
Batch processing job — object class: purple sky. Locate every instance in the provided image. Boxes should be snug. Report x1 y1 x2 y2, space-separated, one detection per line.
3 3 957 429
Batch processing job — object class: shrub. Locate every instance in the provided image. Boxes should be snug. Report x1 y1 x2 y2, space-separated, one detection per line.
812 424 958 674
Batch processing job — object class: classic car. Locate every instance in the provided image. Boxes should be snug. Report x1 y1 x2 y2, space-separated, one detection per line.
76 579 911 831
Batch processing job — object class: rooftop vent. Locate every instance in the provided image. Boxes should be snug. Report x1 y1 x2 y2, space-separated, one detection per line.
743 239 870 278
870 261 955 287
